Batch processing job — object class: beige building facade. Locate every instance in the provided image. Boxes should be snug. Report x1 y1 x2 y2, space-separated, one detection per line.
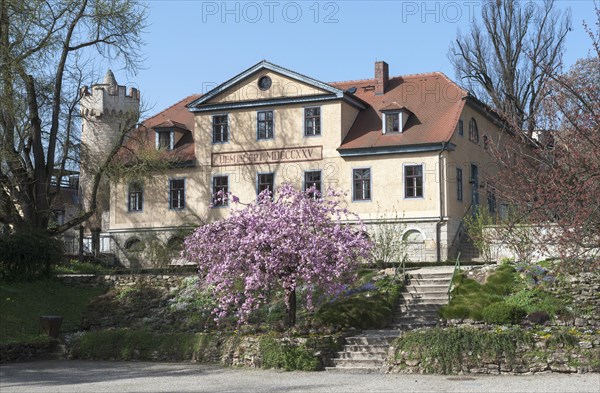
80 61 508 266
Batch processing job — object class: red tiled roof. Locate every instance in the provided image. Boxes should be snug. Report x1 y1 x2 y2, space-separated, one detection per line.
331 72 467 150
120 94 201 163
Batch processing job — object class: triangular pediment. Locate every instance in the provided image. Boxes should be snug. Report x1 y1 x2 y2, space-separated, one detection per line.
187 61 345 110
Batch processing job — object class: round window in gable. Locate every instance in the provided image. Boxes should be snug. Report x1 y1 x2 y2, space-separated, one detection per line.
258 76 272 91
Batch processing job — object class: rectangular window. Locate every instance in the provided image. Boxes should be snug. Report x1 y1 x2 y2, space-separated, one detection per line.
257 111 274 139
304 107 321 136
353 168 371 201
212 115 228 143
128 182 143 212
385 113 400 133
487 187 497 214
456 168 463 202
304 171 322 197
212 175 228 206
257 173 274 196
169 179 185 210
405 165 423 198
458 119 464 137
157 130 172 150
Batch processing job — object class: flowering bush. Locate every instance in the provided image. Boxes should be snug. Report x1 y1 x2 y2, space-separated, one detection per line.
183 183 372 327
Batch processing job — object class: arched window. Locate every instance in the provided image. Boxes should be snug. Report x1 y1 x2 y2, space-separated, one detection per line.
125 238 145 252
402 229 424 244
469 118 479 144
167 236 184 252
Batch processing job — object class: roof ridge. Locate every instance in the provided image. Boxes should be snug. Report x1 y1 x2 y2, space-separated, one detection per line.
330 78 375 85
143 94 201 124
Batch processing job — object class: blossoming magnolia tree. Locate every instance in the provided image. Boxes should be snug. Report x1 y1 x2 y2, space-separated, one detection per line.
183 183 372 327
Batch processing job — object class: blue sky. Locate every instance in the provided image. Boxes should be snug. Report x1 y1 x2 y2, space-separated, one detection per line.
106 1 598 119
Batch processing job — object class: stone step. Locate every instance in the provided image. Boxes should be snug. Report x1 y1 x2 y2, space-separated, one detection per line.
397 304 442 312
325 366 381 373
342 344 390 353
400 292 448 300
345 336 396 346
405 285 449 293
332 358 385 368
409 272 454 280
408 278 452 286
336 351 387 360
399 297 448 305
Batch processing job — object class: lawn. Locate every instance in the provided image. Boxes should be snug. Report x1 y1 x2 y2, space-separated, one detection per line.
0 279 106 344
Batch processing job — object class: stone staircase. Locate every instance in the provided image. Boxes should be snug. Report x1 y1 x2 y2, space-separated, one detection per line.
326 330 399 373
390 267 453 329
327 267 454 373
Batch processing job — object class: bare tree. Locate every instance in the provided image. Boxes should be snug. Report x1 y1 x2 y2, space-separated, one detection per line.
489 5 600 263
0 0 147 234
449 0 571 136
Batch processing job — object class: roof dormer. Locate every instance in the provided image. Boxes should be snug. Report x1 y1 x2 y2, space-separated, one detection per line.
381 102 412 134
153 119 191 151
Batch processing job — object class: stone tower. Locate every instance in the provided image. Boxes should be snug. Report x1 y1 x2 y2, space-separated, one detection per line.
79 70 140 237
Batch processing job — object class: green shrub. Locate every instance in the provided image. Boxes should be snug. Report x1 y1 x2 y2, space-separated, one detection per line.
440 265 518 321
259 337 320 371
482 302 526 325
0 230 63 281
315 275 402 330
505 288 567 317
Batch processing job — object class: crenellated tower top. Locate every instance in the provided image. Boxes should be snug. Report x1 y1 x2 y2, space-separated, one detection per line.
80 69 140 118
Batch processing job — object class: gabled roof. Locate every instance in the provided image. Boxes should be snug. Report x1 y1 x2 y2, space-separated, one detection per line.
187 60 344 108
119 94 201 164
332 72 468 152
187 60 367 111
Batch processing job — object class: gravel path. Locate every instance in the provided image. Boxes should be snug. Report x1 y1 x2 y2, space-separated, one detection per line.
1 360 599 393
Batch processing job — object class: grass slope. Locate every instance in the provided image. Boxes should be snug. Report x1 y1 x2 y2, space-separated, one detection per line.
0 279 105 344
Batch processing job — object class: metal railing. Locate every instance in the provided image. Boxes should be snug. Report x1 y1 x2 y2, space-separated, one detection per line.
447 251 461 302
393 253 409 286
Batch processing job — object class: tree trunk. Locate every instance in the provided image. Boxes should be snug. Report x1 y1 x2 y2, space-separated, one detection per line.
285 288 297 328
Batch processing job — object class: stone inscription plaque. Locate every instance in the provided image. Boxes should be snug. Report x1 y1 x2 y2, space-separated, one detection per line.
212 146 323 167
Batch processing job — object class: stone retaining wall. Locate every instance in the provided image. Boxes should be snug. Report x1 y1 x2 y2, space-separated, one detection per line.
58 274 187 289
0 340 60 363
387 327 600 375
550 272 600 328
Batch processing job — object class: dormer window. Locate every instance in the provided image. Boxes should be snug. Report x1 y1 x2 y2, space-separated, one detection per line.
384 113 400 133
381 103 412 134
156 129 173 150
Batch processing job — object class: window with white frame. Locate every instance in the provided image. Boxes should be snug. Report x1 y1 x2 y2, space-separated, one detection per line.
212 114 228 143
304 107 321 136
384 112 400 133
257 111 274 139
304 170 322 197
257 173 274 196
156 130 172 150
405 165 423 198
169 178 185 209
352 168 371 201
128 181 143 212
212 175 228 206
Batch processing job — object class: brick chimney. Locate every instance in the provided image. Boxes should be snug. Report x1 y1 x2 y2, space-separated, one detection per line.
375 61 389 95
